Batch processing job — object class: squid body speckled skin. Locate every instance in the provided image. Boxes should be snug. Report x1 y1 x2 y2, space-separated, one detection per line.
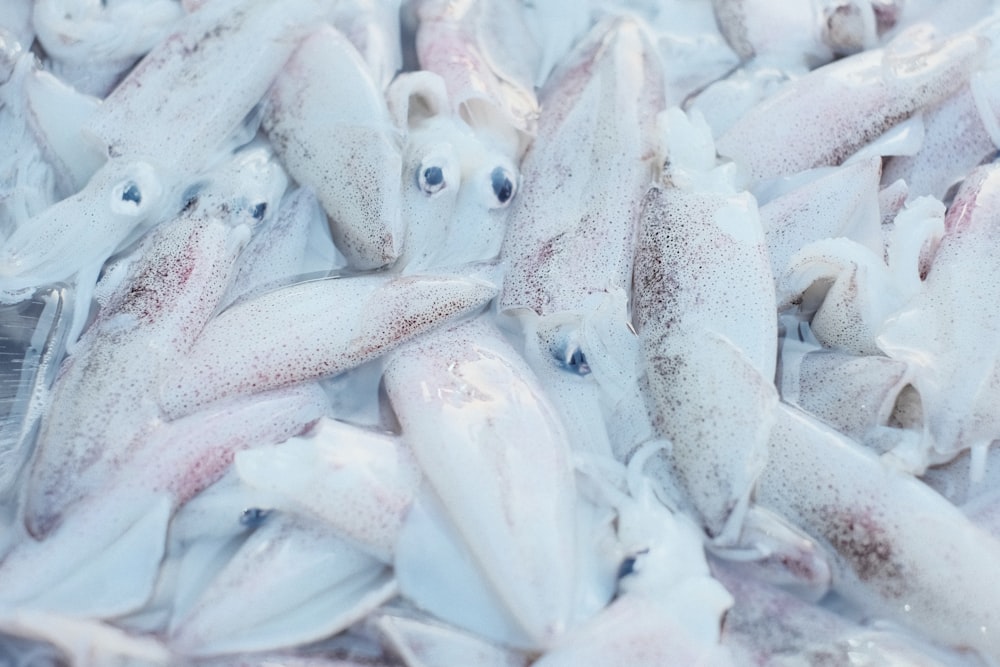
759 403 1000 662
159 272 497 418
632 108 777 543
499 15 663 318
497 16 664 460
716 29 983 184
86 0 319 175
264 24 403 270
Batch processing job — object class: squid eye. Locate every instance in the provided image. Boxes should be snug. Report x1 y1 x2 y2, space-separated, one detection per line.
240 507 270 527
418 163 447 195
554 345 591 375
250 202 267 220
489 166 516 208
121 182 142 205
618 555 639 579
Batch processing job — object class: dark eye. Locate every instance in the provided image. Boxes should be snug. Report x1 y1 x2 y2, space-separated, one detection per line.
240 507 270 527
618 555 639 579
418 164 447 195
554 345 591 375
121 182 142 205
250 202 267 220
490 166 516 207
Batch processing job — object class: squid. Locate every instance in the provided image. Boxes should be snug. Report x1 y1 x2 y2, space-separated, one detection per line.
32 0 183 97
412 0 540 159
0 160 166 299
759 155 884 283
159 272 497 418
715 561 969 666
224 186 323 306
169 514 396 658
879 164 1000 464
716 28 983 184
375 612 529 667
263 24 403 270
328 0 402 91
235 418 422 562
714 0 863 68
882 73 1000 200
632 108 777 543
86 0 320 177
778 341 917 453
757 403 1000 661
499 15 663 321
537 448 736 666
781 195 945 358
386 71 521 272
384 319 590 650
498 15 665 460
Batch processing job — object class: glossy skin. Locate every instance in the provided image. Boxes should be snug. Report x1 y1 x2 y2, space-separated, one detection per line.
497 18 665 461
632 109 777 542
264 24 403 269
329 0 403 90
883 80 1000 200
414 0 539 159
879 165 1000 463
0 160 161 294
388 72 520 272
169 514 396 657
716 30 983 184
499 16 663 318
86 0 319 176
159 272 498 418
235 418 422 562
760 156 883 284
33 0 183 97
778 343 914 447
385 319 579 650
759 403 1000 662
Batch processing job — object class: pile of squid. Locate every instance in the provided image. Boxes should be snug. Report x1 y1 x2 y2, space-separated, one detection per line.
3 0 1000 664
